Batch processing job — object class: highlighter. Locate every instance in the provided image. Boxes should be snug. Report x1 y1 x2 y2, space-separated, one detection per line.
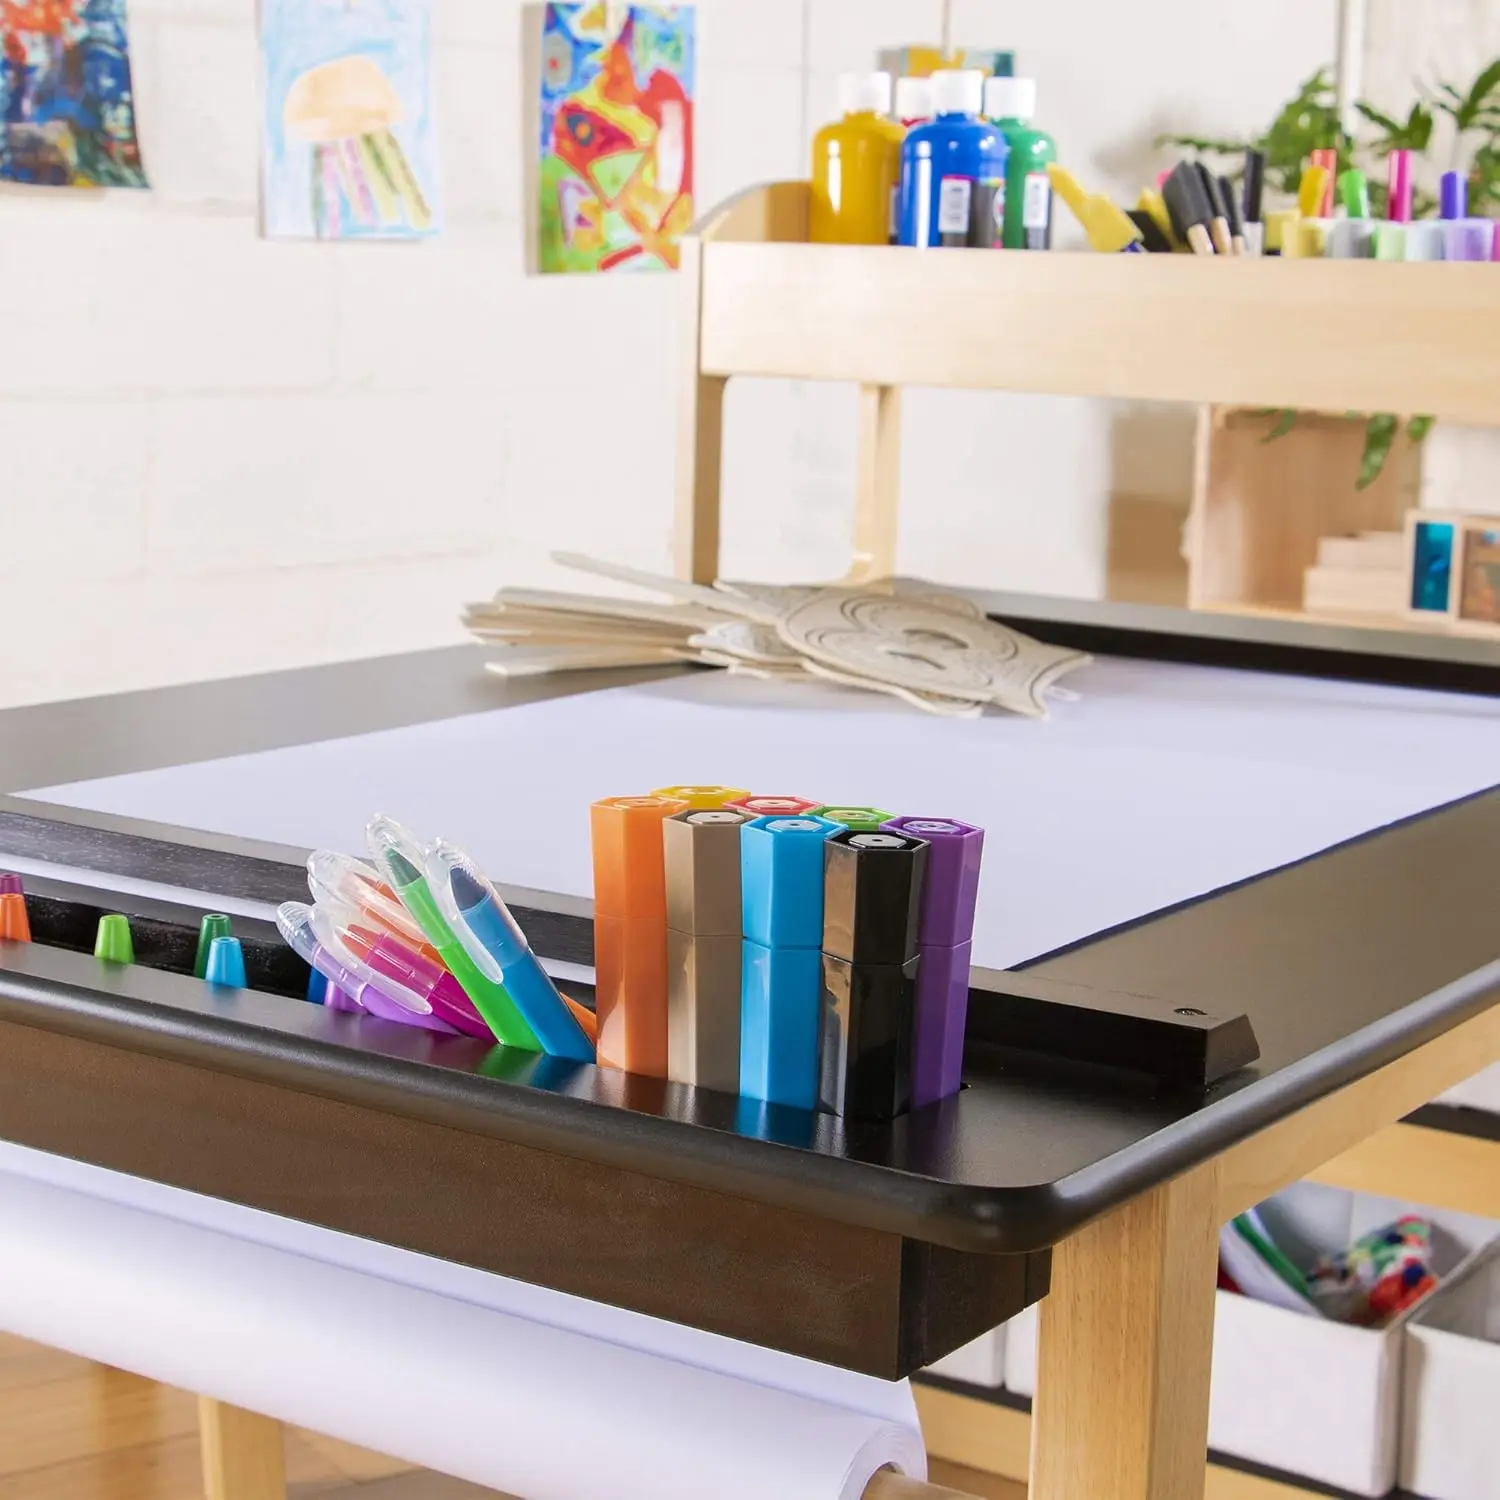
0 872 30 942
1046 164 1144 252
1330 172 1375 258
307 849 441 965
1298 164 1331 219
367 815 540 1050
310 896 491 1035
426 840 594 1062
285 901 462 1034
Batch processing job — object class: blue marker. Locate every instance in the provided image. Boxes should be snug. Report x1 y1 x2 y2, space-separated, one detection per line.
205 935 248 989
739 814 839 1109
426 840 594 1063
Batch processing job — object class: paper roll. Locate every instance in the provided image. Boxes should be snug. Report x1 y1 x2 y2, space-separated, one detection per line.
0 1145 925 1500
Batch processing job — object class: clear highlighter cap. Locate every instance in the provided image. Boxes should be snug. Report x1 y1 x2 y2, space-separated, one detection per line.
275 901 319 963
366 814 429 889
425 839 523 985
307 848 426 945
308 896 432 1015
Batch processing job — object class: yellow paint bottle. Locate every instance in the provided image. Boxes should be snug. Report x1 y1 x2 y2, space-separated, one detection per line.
811 72 905 246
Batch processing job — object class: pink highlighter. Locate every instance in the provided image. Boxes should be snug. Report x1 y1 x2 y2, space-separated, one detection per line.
314 897 495 1040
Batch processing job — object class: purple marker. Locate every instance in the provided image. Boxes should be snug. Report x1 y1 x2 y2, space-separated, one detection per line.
881 817 984 1107
1439 172 1497 261
0 873 23 896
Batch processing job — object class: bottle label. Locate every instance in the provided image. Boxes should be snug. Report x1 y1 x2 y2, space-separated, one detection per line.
971 177 1006 248
937 176 973 235
1023 172 1052 230
889 182 900 241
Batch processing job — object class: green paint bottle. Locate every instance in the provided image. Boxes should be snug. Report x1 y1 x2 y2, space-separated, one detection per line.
984 77 1056 251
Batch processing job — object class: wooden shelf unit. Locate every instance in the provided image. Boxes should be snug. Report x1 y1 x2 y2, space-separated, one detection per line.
673 180 1500 586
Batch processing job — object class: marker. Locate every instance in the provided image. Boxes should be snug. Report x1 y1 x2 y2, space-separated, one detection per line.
282 902 463 1034
653 785 751 811
426 839 594 1062
883 817 984 1107
307 849 441 965
0 880 29 943
194 914 233 980
664 808 750 1092
1162 163 1215 256
204 936 248 989
1284 217 1331 258
368 816 539 1049
1328 169 1376 258
741 815 841 950
94 914 135 965
1216 175 1247 256
811 806 895 833
1341 169 1372 220
820 829 928 1120
1195 164 1235 255
591 794 690 1076
1308 148 1338 216
1297 164 1332 221
1438 171 1496 261
1242 149 1266 256
1388 149 1414 224
739 815 840 1111
1047 164 1144 253
725 795 822 819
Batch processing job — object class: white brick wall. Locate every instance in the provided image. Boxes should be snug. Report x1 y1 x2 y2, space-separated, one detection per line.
0 0 1352 708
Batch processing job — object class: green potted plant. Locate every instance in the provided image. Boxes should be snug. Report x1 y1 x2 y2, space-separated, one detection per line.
1161 59 1500 488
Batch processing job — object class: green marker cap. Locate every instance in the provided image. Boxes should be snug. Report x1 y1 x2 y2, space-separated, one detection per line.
1339 168 1371 221
94 913 135 965
194 913 233 979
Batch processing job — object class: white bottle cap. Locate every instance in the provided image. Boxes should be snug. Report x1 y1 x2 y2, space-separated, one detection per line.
984 76 1037 122
839 71 893 118
895 76 934 122
930 69 984 119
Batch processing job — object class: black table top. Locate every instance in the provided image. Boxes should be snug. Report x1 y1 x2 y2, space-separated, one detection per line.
2 609 1498 1257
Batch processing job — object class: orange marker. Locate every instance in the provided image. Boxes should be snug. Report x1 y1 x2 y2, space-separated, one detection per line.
591 794 689 1076
0 892 30 943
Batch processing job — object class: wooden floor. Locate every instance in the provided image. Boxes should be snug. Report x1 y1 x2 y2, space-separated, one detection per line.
0 1334 1022 1500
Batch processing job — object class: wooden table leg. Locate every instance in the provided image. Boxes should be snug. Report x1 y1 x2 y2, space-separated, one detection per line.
199 1396 287 1500
1030 1162 1222 1500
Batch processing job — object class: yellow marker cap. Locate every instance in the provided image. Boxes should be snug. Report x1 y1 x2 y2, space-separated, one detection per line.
1297 166 1331 220
1136 188 1177 247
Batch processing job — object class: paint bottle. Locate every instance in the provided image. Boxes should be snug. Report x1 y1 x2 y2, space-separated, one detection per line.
895 76 934 130
898 70 1009 249
984 76 1055 251
811 72 905 247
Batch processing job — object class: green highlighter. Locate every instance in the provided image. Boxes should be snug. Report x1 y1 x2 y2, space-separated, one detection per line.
367 816 541 1051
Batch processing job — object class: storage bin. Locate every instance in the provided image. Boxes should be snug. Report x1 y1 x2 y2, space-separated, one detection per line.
1400 1244 1500 1500
1003 1186 1499 1497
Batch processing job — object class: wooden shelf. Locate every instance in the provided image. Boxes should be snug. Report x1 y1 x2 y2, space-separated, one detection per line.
675 180 1500 585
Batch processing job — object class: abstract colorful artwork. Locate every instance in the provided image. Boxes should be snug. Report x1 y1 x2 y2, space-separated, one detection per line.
0 0 147 187
538 3 695 274
882 47 1014 81
260 0 438 242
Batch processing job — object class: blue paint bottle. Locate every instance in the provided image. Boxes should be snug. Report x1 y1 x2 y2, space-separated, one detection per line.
898 70 1009 249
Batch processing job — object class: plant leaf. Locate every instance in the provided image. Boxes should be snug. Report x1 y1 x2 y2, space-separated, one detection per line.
1261 410 1299 444
1407 415 1436 444
1356 414 1398 491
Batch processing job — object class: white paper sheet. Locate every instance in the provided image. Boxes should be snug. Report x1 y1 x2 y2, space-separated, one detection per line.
0 1142 925 1500
27 660 1500 971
